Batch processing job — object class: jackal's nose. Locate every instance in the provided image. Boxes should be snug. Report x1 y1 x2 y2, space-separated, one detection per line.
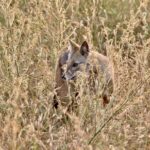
61 74 66 80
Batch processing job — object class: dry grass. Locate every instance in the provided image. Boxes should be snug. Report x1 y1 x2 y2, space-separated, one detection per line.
0 0 150 149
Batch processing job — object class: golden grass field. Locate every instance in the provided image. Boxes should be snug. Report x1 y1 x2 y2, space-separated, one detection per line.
0 0 150 149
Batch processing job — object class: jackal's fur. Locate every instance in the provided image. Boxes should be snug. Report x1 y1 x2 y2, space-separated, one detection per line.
53 40 114 109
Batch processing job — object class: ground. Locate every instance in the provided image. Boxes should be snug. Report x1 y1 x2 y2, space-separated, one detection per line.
0 0 150 149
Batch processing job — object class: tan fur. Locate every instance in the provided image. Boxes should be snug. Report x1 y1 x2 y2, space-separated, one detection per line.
85 51 114 106
55 59 68 99
53 50 69 108
53 48 78 110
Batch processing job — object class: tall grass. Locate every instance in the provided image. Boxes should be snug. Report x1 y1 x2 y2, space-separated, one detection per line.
0 0 150 149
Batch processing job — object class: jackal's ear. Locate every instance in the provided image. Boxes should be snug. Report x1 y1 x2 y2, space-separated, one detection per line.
80 41 89 56
68 40 73 52
68 40 79 52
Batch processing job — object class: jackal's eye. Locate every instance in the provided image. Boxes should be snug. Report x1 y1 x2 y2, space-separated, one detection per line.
72 63 78 67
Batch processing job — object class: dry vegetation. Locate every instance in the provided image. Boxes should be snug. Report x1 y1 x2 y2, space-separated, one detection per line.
0 0 150 149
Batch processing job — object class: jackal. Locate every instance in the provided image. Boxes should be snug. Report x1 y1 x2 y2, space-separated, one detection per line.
53 40 114 108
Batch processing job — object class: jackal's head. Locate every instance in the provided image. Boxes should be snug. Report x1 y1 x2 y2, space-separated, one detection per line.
62 41 89 80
